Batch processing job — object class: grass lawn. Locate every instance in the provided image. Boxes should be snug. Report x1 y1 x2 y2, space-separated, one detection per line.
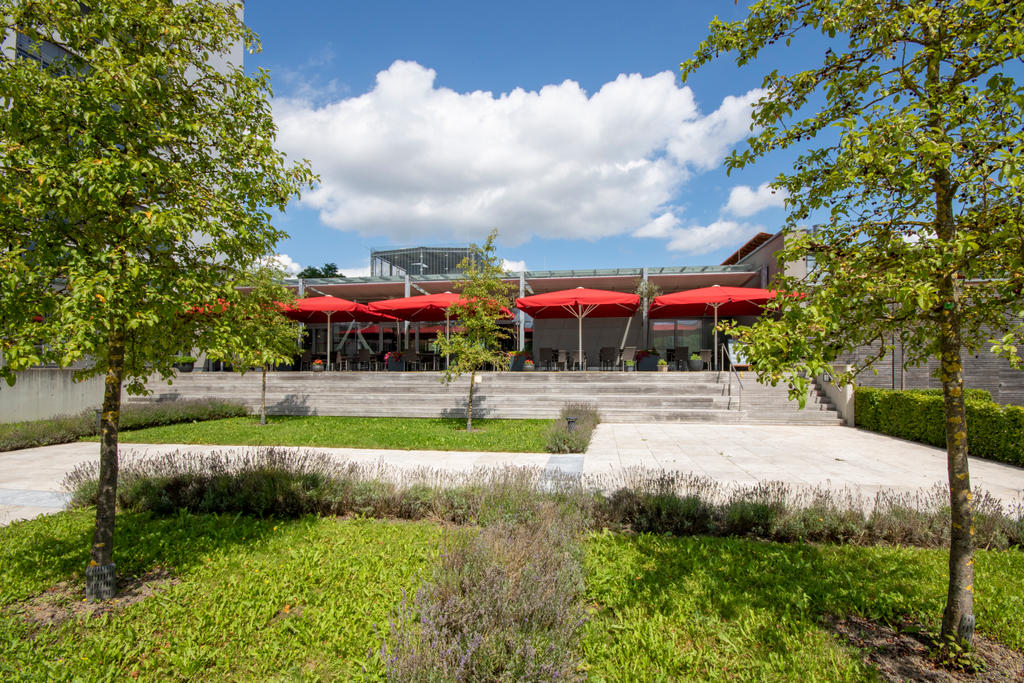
0 510 447 681
3 511 1023 681
90 415 553 452
583 532 1024 681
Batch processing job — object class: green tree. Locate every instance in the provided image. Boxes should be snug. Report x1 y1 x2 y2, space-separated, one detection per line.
0 0 314 599
203 266 302 426
297 262 343 278
684 0 1024 647
436 230 515 431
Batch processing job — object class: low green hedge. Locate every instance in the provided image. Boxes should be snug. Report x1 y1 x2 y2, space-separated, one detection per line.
0 399 248 453
855 387 1024 467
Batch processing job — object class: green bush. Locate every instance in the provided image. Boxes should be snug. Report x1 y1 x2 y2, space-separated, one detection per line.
0 398 249 453
855 387 1024 467
544 402 600 453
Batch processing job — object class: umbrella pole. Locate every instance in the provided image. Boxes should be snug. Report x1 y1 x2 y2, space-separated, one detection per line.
327 313 333 371
713 304 719 371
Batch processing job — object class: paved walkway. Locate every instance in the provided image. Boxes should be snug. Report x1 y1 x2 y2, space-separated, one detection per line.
3 425 1023 526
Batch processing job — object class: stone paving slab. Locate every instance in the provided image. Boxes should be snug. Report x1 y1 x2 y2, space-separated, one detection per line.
2 424 1023 526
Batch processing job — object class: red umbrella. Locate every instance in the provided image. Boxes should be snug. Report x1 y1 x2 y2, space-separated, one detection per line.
648 286 779 369
368 291 511 321
515 287 641 369
281 296 396 369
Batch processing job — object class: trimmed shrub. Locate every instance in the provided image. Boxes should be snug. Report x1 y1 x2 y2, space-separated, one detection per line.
0 398 248 453
544 402 600 454
855 387 1024 467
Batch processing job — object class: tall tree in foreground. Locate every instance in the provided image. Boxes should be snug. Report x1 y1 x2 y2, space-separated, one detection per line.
685 0 1024 648
203 267 302 426
0 0 314 599
436 230 515 431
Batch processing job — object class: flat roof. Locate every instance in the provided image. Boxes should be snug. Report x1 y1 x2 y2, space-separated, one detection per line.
284 264 760 302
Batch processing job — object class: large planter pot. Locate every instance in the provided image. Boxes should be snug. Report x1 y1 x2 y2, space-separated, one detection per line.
637 355 660 372
386 359 405 372
311 364 325 372
173 362 194 373
510 356 526 371
658 365 668 372
687 359 704 371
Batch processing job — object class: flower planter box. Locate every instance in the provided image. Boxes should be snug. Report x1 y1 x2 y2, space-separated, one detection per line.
637 355 660 372
687 359 704 371
510 356 526 371
386 359 405 372
173 362 194 373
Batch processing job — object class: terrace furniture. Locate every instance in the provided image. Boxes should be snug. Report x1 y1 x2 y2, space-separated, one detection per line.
557 349 569 371
334 351 349 371
402 351 422 371
355 348 377 371
699 349 713 370
537 347 555 370
673 346 689 371
599 346 617 370
618 346 637 371
300 349 313 371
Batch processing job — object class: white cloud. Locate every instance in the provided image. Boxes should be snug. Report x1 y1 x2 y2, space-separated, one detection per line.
632 212 680 238
267 253 302 276
274 61 762 247
501 258 527 273
338 264 371 277
723 181 788 217
665 220 763 256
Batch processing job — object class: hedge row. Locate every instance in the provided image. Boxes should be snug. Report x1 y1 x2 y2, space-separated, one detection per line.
0 399 248 453
855 387 1024 467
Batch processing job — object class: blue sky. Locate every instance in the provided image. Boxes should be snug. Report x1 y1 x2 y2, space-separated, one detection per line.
244 2 814 276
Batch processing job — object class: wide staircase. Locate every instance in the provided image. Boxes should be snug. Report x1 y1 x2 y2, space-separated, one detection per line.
131 370 843 425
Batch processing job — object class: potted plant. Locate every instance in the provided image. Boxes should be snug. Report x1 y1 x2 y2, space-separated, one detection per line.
687 352 704 371
311 358 325 372
384 351 405 372
657 358 669 372
172 355 196 373
523 358 535 371
624 359 635 371
508 350 528 371
636 349 660 371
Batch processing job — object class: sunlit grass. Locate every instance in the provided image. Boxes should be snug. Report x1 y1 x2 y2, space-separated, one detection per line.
88 415 553 452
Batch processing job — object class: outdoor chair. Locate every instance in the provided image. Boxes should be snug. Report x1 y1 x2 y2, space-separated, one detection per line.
356 348 377 371
537 347 554 370
334 351 349 371
699 349 712 370
599 346 617 370
557 350 569 371
673 346 689 371
402 351 421 371
300 349 312 371
618 346 637 370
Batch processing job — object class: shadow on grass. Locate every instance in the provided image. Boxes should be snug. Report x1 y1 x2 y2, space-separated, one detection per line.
589 532 943 630
0 510 278 602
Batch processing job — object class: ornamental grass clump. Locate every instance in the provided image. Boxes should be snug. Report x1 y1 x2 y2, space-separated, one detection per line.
544 402 600 454
382 504 588 682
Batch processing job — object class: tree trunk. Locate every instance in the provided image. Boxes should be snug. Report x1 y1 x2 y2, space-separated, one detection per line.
86 327 125 601
939 297 975 646
260 366 267 426
466 369 475 431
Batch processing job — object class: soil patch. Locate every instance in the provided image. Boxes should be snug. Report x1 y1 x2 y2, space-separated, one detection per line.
7 567 179 628
828 615 1024 682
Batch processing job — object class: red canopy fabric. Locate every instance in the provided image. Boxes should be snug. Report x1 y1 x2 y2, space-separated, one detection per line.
280 295 395 324
369 292 511 322
514 287 641 319
648 286 778 319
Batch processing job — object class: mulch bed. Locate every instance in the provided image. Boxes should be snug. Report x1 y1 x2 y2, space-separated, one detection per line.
827 615 1024 682
6 567 179 628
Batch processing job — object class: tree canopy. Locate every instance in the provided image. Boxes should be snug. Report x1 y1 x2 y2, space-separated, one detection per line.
436 230 515 431
684 0 1024 647
0 0 314 598
297 263 343 279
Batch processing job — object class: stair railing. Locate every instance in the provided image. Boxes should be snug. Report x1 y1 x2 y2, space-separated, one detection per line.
719 343 744 411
